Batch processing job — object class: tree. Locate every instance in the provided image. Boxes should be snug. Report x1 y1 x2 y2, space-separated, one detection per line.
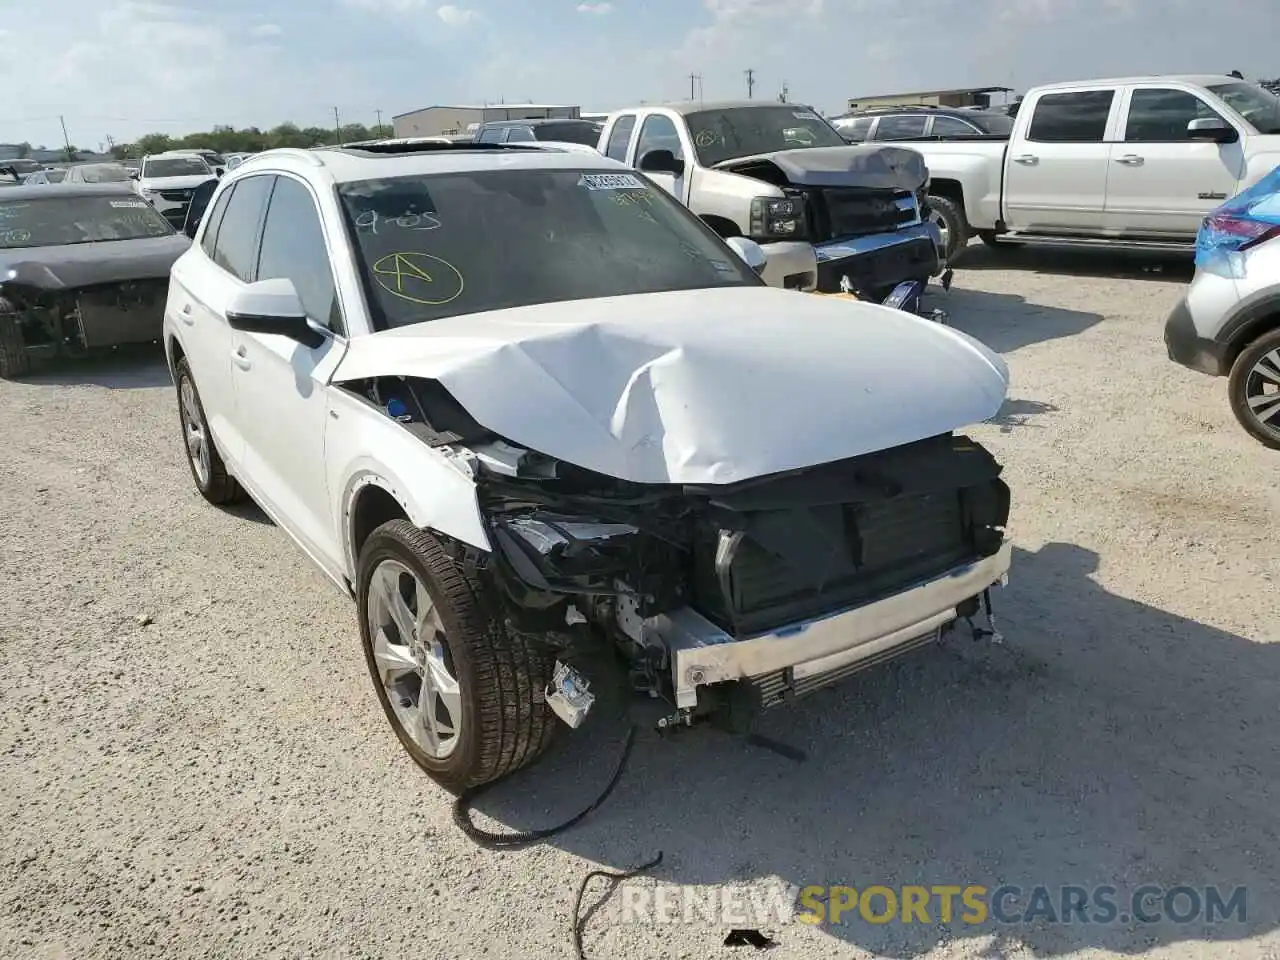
111 116 387 159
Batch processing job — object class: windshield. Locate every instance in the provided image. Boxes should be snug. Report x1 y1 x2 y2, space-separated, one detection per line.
44 170 68 183
0 195 175 248
75 164 133 183
7 159 41 175
534 121 604 145
142 156 210 178
685 105 847 165
339 168 758 329
1206 82 1280 134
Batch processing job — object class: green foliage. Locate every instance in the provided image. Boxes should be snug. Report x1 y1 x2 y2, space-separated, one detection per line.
111 121 378 159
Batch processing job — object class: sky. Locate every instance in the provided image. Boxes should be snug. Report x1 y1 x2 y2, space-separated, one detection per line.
0 0 1276 150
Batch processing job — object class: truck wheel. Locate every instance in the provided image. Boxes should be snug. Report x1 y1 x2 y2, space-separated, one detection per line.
357 520 557 791
926 195 968 260
174 357 243 504
1227 328 1280 450
0 305 31 379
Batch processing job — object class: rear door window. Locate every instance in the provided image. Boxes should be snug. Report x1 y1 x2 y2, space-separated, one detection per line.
1026 90 1116 142
873 115 929 139
200 184 234 256
211 174 273 282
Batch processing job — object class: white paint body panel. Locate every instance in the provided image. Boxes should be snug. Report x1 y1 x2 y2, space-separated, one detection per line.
910 75 1280 240
331 286 1009 486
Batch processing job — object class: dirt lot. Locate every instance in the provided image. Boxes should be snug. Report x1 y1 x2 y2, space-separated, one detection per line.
2 245 1278 960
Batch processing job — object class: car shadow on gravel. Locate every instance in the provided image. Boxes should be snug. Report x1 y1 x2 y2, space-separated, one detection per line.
954 243 1195 284
468 541 1278 958
934 287 1101 354
24 342 172 390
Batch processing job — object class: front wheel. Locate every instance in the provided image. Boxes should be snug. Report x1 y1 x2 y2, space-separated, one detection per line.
357 520 557 791
1227 329 1280 449
926 195 968 260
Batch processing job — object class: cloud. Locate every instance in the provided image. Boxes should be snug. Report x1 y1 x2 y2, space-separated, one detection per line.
437 4 479 24
249 22 283 38
576 2 613 12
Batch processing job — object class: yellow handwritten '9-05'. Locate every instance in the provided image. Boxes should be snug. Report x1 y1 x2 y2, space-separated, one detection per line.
797 885 989 925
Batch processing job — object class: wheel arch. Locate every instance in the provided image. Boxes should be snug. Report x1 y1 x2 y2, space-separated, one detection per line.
1221 292 1280 369
700 214 741 238
338 464 491 590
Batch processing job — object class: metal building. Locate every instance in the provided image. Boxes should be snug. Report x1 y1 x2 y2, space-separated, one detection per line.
845 86 1014 112
391 103 582 138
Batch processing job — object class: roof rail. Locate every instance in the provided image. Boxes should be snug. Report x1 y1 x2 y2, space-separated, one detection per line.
341 141 544 155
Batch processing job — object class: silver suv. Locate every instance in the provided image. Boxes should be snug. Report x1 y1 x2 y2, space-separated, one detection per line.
1165 225 1280 448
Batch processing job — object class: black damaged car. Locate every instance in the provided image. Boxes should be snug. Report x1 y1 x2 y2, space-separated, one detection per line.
0 183 190 378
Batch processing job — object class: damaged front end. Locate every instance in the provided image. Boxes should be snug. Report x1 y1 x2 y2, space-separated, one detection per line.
719 144 941 295
353 374 1012 731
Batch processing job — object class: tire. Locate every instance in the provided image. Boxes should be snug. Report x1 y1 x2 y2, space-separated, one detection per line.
1227 328 1280 450
357 519 557 791
0 306 30 380
174 357 243 504
926 194 968 260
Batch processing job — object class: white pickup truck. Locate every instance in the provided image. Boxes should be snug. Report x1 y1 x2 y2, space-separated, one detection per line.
597 101 943 295
907 75 1280 258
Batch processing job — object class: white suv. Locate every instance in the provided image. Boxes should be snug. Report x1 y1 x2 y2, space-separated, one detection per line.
164 142 1013 790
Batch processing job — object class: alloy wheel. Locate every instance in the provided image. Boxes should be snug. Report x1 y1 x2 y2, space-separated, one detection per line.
180 377 211 487
366 558 462 759
1244 348 1280 439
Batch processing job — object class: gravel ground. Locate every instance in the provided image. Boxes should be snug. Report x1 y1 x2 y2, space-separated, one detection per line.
2 244 1278 960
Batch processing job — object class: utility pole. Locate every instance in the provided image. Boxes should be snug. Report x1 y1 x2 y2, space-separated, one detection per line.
374 108 384 138
333 106 342 145
59 115 74 160
778 80 789 103
688 72 703 101
744 68 755 99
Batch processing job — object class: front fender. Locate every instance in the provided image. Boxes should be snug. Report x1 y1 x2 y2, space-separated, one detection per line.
326 388 491 577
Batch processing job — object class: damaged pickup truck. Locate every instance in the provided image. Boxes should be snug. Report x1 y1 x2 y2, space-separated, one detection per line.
598 101 943 295
166 143 1010 791
0 183 190 378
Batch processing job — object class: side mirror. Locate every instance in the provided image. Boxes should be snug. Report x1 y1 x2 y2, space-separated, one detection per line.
225 278 326 349
1187 118 1238 143
214 167 225 178
725 236 768 276
638 149 685 178
129 171 139 179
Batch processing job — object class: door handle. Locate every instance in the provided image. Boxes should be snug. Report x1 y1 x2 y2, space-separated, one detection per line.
1115 154 1145 166
1013 154 1039 165
231 345 251 371
179 303 195 326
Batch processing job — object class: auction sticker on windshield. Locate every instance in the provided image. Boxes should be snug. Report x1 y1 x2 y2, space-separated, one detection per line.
109 200 148 208
792 111 821 121
579 173 645 191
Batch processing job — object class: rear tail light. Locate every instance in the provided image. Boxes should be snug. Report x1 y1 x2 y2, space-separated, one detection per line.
1201 213 1280 253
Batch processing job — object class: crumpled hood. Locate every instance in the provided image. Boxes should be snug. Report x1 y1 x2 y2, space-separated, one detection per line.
0 234 190 290
716 144 928 190
333 287 1007 486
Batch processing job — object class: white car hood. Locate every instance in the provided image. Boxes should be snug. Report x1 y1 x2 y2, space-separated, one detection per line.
333 286 1009 485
